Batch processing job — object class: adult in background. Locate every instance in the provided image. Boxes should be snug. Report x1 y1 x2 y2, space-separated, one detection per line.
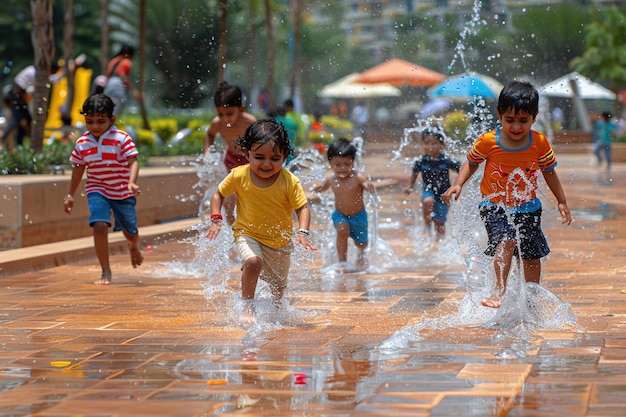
351 100 369 137
104 44 141 116
1 62 65 151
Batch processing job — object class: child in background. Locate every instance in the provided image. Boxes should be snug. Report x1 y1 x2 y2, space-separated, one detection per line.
205 119 317 323
443 80 571 309
404 128 460 239
592 111 616 170
204 81 256 224
63 93 143 285
312 138 374 270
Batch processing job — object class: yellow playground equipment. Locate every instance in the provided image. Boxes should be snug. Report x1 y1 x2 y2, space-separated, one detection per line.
45 66 92 140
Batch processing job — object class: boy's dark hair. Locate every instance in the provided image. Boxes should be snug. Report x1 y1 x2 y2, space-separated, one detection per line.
497 80 539 117
214 81 242 108
236 118 294 157
327 138 357 161
421 128 444 144
80 93 115 117
602 111 612 120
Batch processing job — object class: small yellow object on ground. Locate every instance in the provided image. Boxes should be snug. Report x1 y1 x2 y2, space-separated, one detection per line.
207 379 228 385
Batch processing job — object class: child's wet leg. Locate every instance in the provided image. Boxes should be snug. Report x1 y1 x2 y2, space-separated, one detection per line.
434 220 446 240
240 256 262 326
93 222 112 285
422 198 435 236
482 239 516 308
522 258 541 284
356 243 368 270
123 230 143 268
336 222 350 263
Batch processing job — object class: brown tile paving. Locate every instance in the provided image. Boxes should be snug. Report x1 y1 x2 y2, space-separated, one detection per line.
0 151 625 416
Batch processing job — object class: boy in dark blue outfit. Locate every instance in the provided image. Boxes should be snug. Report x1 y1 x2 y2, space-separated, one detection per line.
405 128 460 238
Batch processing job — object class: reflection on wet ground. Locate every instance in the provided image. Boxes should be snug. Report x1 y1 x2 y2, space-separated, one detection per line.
0 151 625 416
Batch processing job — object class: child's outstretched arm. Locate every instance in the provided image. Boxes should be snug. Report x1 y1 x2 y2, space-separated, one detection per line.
127 157 140 196
205 189 226 240
294 204 318 251
357 173 375 193
542 169 572 225
442 162 478 205
404 171 418 194
64 163 86 214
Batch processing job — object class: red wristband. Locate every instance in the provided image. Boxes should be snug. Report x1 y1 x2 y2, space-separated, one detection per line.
210 213 223 220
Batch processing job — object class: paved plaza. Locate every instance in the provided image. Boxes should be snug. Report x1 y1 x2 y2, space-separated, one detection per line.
0 147 625 416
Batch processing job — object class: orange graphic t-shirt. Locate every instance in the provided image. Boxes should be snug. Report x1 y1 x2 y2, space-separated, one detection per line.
468 129 557 207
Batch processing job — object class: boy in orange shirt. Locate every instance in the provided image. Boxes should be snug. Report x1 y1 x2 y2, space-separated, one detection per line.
443 80 571 308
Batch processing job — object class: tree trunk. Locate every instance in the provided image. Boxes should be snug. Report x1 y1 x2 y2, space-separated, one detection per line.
217 0 227 82
263 0 275 111
63 0 75 125
288 0 302 102
246 0 256 110
29 0 55 153
138 0 150 129
100 0 109 75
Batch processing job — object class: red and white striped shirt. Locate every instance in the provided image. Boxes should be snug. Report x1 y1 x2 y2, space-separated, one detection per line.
70 127 138 200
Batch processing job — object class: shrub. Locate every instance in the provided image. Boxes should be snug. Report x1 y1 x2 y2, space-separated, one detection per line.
0 145 50 174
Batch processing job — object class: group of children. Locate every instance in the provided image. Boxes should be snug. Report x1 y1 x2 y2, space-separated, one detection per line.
66 79 572 322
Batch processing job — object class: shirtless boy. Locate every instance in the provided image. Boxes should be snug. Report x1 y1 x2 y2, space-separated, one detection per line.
204 81 256 225
313 138 374 270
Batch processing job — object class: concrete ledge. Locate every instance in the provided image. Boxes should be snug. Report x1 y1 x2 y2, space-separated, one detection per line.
0 166 204 249
0 218 200 278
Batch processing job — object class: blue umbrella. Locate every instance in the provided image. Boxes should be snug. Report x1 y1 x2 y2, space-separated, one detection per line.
420 98 452 117
428 72 503 101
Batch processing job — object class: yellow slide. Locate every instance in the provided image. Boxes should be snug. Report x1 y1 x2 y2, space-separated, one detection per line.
45 67 92 137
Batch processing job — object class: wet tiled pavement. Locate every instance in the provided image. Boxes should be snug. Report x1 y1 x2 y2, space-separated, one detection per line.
0 149 625 416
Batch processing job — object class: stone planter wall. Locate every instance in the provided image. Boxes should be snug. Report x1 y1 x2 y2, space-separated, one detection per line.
0 166 205 250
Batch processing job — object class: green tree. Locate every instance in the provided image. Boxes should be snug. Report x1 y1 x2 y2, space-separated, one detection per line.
570 5 626 111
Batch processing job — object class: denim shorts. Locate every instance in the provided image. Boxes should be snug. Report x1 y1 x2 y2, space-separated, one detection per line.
479 204 550 260
422 190 450 223
87 192 138 235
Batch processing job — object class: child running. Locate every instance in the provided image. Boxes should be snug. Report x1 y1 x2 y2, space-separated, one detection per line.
442 80 572 308
205 118 317 323
204 81 256 225
404 128 460 239
312 138 374 271
63 93 143 285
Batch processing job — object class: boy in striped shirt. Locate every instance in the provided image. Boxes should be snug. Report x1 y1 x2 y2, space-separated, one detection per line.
64 93 142 285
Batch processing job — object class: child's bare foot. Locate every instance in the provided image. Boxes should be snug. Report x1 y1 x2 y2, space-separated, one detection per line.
239 301 256 328
481 295 502 308
94 271 112 285
356 256 368 271
130 246 143 268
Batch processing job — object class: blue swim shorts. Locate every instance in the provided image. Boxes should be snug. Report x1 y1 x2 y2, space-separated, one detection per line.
331 209 368 244
421 190 450 223
87 192 138 235
479 204 549 260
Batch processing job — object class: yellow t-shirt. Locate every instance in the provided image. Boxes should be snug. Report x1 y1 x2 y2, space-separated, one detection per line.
218 165 308 248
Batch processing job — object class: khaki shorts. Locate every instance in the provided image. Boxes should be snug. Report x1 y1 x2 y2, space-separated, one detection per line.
235 235 292 290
